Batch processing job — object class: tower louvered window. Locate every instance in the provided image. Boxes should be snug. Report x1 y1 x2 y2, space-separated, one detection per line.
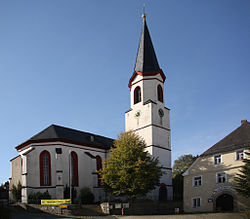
157 85 163 102
134 86 141 104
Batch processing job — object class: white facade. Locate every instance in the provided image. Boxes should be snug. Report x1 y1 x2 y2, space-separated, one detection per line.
10 140 108 203
125 73 173 200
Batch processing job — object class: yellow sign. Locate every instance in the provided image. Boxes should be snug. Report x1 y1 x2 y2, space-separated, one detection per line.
41 199 71 205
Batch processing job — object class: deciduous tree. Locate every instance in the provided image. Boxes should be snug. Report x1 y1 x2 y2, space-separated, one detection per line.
99 131 162 198
172 154 197 200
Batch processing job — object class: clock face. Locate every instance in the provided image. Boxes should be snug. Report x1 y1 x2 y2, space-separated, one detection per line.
135 110 141 118
158 109 164 117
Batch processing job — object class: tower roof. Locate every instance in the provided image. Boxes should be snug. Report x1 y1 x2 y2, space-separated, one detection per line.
134 15 160 73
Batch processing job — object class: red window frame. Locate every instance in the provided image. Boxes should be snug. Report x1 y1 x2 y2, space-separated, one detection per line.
134 86 141 104
40 150 51 186
71 151 79 187
157 85 163 102
96 155 102 187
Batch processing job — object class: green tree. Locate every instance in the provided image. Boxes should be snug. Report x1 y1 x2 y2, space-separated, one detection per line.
234 151 250 198
11 181 22 202
172 154 197 200
99 131 162 198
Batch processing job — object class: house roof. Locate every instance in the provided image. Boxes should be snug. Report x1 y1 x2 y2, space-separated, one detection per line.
134 15 160 74
201 120 250 156
16 124 114 150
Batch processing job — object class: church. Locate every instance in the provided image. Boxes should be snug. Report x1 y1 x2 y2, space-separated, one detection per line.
9 14 173 203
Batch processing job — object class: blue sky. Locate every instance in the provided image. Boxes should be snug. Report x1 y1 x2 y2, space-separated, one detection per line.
0 0 250 183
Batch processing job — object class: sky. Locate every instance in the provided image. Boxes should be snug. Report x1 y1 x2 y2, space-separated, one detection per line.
0 0 250 184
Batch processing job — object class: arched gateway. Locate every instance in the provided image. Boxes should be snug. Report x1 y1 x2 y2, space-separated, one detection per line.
216 193 234 211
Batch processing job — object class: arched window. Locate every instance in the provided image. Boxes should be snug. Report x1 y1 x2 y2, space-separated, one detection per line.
96 155 102 187
157 85 163 102
159 183 167 201
40 150 51 186
134 86 141 104
70 151 78 187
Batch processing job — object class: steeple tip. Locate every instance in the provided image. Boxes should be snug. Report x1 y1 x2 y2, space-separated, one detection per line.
142 13 147 19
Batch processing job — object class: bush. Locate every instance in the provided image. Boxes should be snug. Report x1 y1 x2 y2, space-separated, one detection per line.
80 187 94 204
11 181 22 202
28 190 51 204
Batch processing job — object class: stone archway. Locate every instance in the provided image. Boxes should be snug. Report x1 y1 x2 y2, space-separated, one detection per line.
159 183 167 201
216 193 234 212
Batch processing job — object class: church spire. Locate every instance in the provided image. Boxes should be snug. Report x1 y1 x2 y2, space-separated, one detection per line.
134 14 160 73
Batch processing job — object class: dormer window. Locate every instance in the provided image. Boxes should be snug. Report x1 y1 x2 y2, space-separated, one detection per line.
134 86 141 104
157 85 163 102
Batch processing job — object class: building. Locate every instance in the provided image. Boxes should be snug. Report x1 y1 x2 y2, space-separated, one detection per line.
183 120 250 212
9 14 172 203
9 124 113 203
125 13 172 201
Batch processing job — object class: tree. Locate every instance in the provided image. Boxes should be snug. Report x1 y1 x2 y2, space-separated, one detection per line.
99 131 162 198
172 154 197 178
11 181 22 202
172 154 197 200
234 151 250 198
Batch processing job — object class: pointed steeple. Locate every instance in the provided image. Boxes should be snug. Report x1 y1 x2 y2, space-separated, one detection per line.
128 14 166 88
134 14 160 73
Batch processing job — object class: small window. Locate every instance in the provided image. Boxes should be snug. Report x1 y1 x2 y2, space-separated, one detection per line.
193 176 202 187
214 155 221 164
236 150 244 161
134 86 141 104
192 197 201 208
217 172 227 184
157 85 163 102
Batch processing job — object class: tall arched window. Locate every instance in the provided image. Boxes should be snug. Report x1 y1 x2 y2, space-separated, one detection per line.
70 151 79 187
96 155 102 187
40 150 51 186
159 183 167 201
134 86 141 104
157 85 163 102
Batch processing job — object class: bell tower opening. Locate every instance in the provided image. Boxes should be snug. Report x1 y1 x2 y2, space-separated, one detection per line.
134 86 141 104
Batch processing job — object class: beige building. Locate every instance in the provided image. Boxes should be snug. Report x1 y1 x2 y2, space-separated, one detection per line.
183 120 250 212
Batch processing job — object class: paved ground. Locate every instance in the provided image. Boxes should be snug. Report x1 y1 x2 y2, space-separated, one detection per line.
117 213 246 219
8 212 246 219
10 212 117 219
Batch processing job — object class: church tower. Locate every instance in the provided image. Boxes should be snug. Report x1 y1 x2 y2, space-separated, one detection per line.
125 14 173 200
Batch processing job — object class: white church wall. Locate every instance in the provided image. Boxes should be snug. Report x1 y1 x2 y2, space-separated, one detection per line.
16 141 107 202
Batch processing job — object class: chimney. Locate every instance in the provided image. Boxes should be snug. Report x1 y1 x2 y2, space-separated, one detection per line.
241 120 247 125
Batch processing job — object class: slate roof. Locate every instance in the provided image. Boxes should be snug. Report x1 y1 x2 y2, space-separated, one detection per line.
134 17 160 73
201 121 250 156
16 124 114 150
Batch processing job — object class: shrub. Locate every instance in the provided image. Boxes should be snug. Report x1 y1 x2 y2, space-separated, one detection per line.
11 181 22 202
80 187 94 204
28 190 51 204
